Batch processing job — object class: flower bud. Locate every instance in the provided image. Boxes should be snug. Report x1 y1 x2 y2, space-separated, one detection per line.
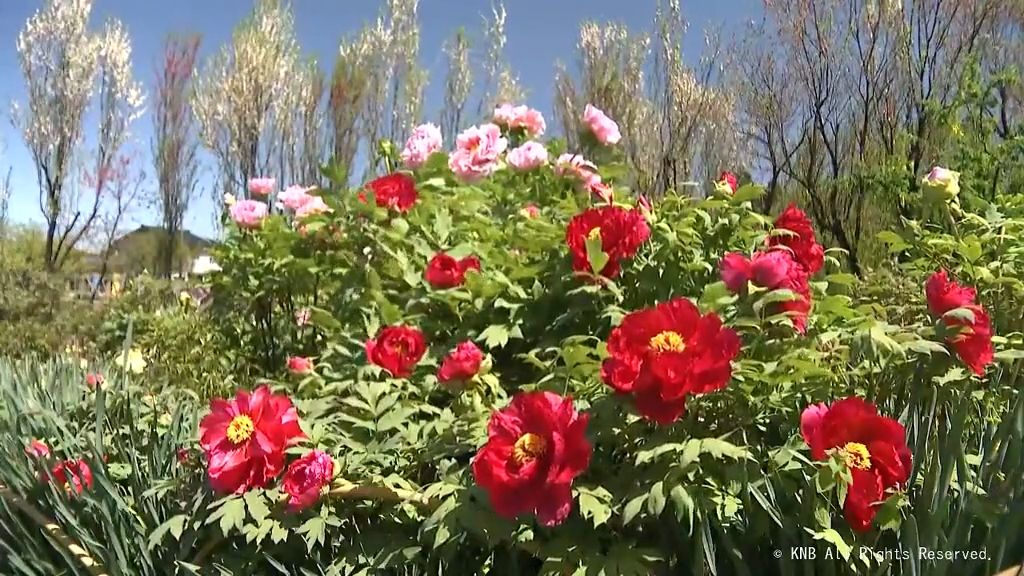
921 166 960 204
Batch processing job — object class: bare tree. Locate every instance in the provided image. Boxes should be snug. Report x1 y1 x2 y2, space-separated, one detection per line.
89 152 145 300
553 0 739 197
440 28 472 138
477 2 524 115
153 35 200 278
329 28 377 178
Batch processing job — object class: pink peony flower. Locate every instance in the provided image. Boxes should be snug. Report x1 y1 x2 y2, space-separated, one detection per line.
279 185 315 211
583 104 621 145
507 141 549 171
248 177 276 197
287 356 314 375
720 253 753 293
637 194 653 220
25 439 50 459
448 123 508 182
295 308 311 327
493 104 547 136
282 450 334 512
230 200 268 230
590 181 614 205
556 153 607 199
401 123 443 169
294 196 332 220
521 203 540 219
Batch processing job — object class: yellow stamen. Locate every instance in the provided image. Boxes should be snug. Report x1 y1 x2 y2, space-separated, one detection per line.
839 442 872 470
512 433 547 465
649 331 686 353
587 227 602 241
226 415 255 445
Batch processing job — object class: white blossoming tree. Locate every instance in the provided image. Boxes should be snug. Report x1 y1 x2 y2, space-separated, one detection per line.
12 0 144 270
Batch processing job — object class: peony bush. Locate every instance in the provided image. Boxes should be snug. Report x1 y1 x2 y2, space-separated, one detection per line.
1 104 1023 575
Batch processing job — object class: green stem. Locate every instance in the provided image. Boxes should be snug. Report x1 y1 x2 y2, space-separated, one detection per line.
0 486 109 576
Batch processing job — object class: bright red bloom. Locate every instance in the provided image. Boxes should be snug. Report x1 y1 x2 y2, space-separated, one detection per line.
364 173 418 212
425 253 481 289
720 250 812 333
45 459 94 495
85 373 105 389
438 341 484 386
719 171 738 193
25 439 50 459
198 386 305 494
600 298 741 424
768 204 825 275
282 450 335 512
925 269 977 316
925 270 994 375
565 205 650 278
287 356 314 375
472 391 591 526
800 397 911 533
365 325 427 378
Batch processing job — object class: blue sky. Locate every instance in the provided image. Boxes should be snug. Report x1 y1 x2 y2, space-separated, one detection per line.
0 0 759 241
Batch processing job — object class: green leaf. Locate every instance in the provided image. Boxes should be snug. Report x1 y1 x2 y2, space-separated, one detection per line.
669 485 695 529
209 497 246 535
731 184 765 203
622 494 646 525
296 516 327 552
433 209 452 245
478 324 512 349
646 481 667 516
876 230 909 252
577 486 613 527
994 349 1024 361
244 491 271 523
148 515 187 550
585 233 609 275
942 307 977 324
808 528 852 561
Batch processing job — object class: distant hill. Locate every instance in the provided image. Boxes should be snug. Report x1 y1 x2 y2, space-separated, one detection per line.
99 226 216 275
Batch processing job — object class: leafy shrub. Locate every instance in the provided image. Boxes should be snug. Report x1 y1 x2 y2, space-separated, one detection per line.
1 121 1023 575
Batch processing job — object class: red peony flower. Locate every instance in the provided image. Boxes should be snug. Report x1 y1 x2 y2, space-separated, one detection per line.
44 459 94 495
925 269 977 316
365 325 427 378
282 450 335 512
565 206 650 278
85 373 105 389
472 391 591 526
800 397 911 532
424 253 481 289
198 386 306 494
364 173 418 212
719 171 738 193
437 341 483 386
287 356 314 375
768 204 825 275
25 439 50 459
924 270 994 375
600 298 741 424
720 250 812 333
